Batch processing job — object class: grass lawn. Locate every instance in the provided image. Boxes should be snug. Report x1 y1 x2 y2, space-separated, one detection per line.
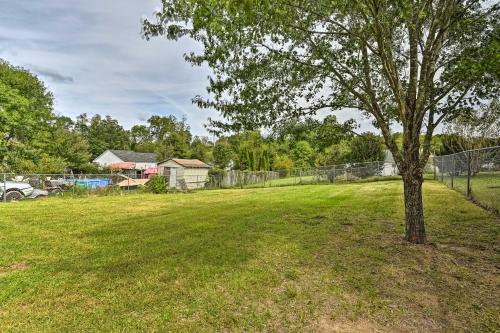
0 181 499 332
245 175 403 188
440 172 500 212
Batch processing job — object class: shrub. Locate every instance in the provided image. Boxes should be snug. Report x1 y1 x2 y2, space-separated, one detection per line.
146 175 169 194
272 155 294 177
209 167 226 178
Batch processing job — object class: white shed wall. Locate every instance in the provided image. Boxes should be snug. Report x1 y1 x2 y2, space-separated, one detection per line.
182 168 209 189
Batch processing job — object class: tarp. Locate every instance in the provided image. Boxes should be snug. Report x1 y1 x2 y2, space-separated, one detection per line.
117 178 150 187
144 167 158 175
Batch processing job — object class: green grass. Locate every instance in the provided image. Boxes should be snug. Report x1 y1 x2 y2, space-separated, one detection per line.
245 175 403 188
440 172 500 211
0 181 498 332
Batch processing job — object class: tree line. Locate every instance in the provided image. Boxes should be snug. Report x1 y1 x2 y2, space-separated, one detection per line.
2 59 497 175
1 59 389 174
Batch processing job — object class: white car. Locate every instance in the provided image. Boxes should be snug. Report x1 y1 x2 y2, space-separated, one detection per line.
0 181 48 202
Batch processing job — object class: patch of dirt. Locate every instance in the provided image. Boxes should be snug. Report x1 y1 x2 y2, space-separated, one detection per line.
339 222 354 230
0 261 30 277
315 316 398 333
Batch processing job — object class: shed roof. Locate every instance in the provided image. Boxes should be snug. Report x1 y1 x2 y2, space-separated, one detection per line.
160 158 211 168
109 150 157 163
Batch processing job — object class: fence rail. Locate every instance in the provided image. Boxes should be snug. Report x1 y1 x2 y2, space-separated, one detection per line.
433 146 500 213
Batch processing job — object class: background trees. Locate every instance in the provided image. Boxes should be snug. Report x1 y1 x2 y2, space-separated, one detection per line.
0 58 426 175
212 139 233 169
349 133 386 163
75 114 130 159
439 99 500 154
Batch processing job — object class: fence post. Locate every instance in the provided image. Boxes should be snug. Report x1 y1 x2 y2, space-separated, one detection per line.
433 157 437 180
451 155 455 189
72 173 76 197
3 174 6 203
333 167 336 184
440 159 444 182
85 175 89 197
467 150 472 197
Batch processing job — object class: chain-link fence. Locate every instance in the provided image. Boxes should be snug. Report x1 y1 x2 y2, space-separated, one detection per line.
1 160 400 202
202 160 399 189
433 146 500 213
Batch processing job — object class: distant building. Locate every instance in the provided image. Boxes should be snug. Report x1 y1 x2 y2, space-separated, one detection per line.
157 159 211 190
382 150 399 176
93 150 157 178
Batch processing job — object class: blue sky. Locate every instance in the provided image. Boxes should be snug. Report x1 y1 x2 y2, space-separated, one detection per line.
0 0 378 136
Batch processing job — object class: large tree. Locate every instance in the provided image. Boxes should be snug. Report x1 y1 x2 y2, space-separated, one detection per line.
143 0 499 243
0 59 54 160
75 113 131 158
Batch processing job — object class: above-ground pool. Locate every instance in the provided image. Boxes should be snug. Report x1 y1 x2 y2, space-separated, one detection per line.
66 178 112 190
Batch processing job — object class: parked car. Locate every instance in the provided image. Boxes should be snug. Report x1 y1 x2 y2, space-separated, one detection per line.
0 181 48 202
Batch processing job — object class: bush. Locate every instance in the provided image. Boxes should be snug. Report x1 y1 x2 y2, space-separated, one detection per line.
349 133 385 163
272 155 294 177
315 141 351 167
146 175 169 194
209 168 226 178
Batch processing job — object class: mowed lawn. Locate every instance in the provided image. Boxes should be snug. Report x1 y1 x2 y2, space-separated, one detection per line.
442 172 500 211
0 181 498 332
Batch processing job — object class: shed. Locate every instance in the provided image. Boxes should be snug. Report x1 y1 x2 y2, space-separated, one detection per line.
157 159 211 190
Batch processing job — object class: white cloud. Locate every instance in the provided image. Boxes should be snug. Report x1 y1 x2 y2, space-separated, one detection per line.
0 0 393 137
0 0 215 135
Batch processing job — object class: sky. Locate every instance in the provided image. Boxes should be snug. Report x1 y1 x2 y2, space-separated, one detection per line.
0 0 378 137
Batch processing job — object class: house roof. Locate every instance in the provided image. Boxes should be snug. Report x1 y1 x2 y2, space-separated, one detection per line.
110 162 136 170
384 150 395 163
161 158 211 168
109 150 157 163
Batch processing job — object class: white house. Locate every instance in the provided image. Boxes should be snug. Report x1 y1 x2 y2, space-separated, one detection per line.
157 159 211 190
382 150 399 176
93 150 157 178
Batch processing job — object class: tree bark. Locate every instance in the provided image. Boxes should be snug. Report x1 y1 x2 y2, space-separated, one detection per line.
402 173 426 244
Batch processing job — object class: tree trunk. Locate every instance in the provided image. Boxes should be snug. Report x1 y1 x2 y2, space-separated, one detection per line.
402 173 426 244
